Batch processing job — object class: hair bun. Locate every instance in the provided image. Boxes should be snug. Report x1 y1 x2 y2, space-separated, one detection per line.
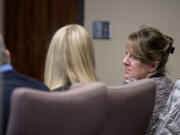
164 35 175 54
168 45 175 54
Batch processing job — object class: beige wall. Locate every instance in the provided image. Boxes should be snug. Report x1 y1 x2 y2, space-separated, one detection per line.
85 0 180 85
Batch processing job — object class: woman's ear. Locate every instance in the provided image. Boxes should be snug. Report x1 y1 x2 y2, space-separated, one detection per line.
149 62 159 73
5 49 11 63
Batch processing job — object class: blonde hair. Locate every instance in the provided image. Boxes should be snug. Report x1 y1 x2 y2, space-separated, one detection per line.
0 34 9 65
44 24 97 90
127 26 174 74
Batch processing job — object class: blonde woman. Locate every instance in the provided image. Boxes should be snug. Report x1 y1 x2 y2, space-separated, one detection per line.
44 24 97 91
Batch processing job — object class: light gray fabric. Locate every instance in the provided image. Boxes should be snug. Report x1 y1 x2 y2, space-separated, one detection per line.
155 79 180 135
146 76 174 135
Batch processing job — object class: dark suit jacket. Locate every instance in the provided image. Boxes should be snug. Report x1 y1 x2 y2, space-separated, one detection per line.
1 69 49 135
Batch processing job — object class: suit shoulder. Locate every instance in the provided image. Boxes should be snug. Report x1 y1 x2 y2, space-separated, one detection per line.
3 70 49 91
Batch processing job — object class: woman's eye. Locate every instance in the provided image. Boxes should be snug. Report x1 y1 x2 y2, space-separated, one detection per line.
130 55 138 60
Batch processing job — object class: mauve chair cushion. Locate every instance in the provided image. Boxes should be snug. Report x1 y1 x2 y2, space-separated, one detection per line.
7 82 107 135
101 79 156 135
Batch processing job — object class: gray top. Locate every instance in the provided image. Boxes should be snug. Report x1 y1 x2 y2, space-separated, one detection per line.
146 76 174 135
154 79 180 135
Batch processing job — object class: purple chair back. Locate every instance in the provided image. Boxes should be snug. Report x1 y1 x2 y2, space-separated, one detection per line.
100 79 156 135
7 82 107 135
7 79 156 135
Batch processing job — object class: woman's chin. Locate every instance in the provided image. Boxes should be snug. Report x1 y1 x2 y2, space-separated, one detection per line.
124 75 136 80
124 74 131 79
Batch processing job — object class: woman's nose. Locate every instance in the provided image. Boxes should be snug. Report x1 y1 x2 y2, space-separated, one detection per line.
123 55 129 65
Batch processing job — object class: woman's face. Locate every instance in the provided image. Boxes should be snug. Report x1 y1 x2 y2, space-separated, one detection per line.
123 45 152 80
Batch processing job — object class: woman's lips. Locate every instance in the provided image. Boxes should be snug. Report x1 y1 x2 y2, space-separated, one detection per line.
124 68 130 73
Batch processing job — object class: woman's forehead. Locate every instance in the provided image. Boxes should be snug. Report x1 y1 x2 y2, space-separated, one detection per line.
126 41 134 52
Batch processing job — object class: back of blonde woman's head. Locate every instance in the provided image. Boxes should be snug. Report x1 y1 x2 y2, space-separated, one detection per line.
44 24 97 89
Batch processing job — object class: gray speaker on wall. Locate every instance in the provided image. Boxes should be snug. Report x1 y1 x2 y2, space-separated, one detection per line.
93 21 111 40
